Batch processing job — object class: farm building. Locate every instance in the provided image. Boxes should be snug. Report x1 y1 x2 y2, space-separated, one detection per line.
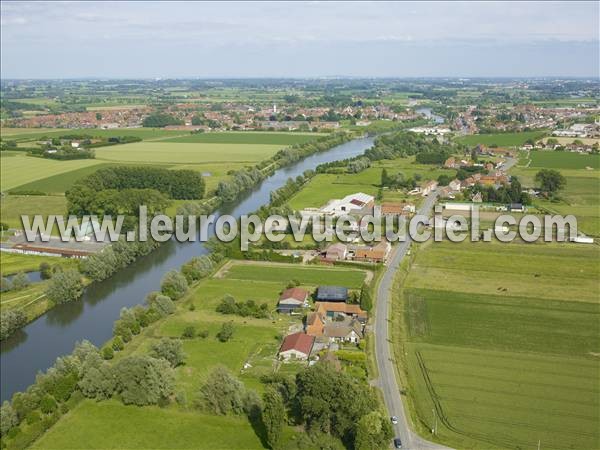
324 243 347 261
278 332 315 361
316 286 349 302
277 287 310 313
2 235 110 259
315 301 368 322
380 202 415 216
320 192 375 217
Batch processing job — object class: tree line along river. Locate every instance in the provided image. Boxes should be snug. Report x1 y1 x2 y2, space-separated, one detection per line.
0 136 375 401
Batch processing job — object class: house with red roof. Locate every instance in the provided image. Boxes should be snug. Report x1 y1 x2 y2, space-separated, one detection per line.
278 332 315 361
277 287 310 314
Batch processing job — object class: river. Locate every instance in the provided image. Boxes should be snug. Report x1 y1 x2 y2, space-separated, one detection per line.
416 107 445 124
0 136 375 401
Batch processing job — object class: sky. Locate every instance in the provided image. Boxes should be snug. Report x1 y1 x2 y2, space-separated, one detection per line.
1 1 598 79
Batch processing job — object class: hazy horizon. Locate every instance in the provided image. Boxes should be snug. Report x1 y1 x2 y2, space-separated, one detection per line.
1 1 599 79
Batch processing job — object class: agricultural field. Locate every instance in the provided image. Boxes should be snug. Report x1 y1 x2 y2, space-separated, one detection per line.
94 142 283 165
394 240 600 450
161 131 322 145
0 195 67 230
513 155 600 236
529 151 599 170
456 131 547 148
0 153 103 191
29 260 367 449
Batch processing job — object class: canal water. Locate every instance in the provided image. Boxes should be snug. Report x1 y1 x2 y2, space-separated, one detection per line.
0 136 375 401
416 107 445 124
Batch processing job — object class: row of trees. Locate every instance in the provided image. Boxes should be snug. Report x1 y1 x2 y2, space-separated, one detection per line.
466 176 530 205
216 295 270 319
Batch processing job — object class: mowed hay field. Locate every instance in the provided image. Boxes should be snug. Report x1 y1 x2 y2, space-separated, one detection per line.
395 240 600 450
32 261 365 449
161 131 322 145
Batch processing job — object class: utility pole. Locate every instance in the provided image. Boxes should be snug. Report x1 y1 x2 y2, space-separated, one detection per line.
432 408 437 435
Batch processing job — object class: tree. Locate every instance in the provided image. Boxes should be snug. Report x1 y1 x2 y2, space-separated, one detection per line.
380 168 389 187
150 338 186 367
114 356 174 406
182 326 196 339
354 411 394 450
45 269 84 304
160 270 188 300
198 366 246 415
0 401 18 437
262 386 285 449
359 284 372 312
146 292 176 317
216 321 234 342
79 362 116 400
112 336 124 351
39 262 53 280
11 272 30 290
0 310 26 341
535 169 566 194
102 346 114 360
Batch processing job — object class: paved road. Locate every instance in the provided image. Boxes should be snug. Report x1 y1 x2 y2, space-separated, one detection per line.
373 190 450 450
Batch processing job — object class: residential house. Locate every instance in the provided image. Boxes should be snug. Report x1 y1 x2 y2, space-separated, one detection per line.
354 241 391 264
316 286 349 302
305 312 325 337
472 192 483 203
277 287 310 314
315 302 368 323
323 316 364 344
448 179 462 192
421 180 438 197
278 332 315 361
444 157 457 169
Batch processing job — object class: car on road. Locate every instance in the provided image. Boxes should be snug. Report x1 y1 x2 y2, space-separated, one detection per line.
391 416 398 424
393 437 402 448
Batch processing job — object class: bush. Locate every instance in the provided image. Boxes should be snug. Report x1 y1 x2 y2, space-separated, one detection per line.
102 346 114 360
112 336 124 351
216 322 234 342
0 401 18 437
25 411 40 425
160 270 188 300
216 296 270 319
39 395 57 414
10 272 30 291
197 366 246 415
182 326 196 339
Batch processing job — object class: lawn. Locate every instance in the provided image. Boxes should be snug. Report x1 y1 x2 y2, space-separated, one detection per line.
456 131 547 148
94 142 283 164
31 400 269 449
0 253 76 276
529 151 600 170
162 131 322 145
0 154 103 191
394 240 600 449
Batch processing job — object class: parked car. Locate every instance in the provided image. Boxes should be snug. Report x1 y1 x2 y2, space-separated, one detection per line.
391 416 398 425
393 437 402 449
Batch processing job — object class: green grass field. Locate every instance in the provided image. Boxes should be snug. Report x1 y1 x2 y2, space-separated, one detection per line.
395 240 600 449
31 400 268 449
94 142 283 164
221 262 366 288
529 151 600 170
1 195 67 230
162 131 321 145
0 253 76 276
0 154 103 191
456 131 547 148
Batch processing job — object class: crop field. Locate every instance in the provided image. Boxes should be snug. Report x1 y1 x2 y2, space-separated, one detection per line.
513 162 600 236
221 261 367 288
0 153 103 191
94 142 283 164
395 240 600 449
529 151 600 170
456 131 547 148
1 127 184 142
162 131 322 145
1 195 67 230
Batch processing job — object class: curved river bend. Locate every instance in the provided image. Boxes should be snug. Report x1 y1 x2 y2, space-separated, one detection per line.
0 136 375 401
